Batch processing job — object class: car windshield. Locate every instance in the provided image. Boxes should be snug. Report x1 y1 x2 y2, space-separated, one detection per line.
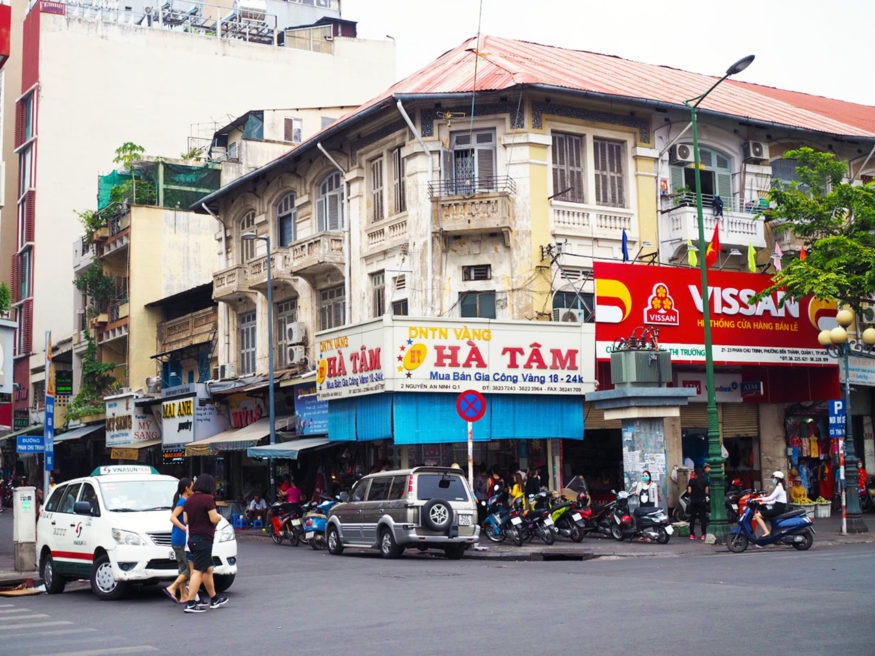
416 474 470 502
98 479 177 512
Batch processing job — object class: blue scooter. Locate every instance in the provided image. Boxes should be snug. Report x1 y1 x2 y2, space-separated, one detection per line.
481 493 511 543
727 496 815 552
303 495 340 550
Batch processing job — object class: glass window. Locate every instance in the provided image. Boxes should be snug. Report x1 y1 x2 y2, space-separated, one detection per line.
367 477 392 501
240 211 257 263
79 483 100 516
316 172 344 231
445 129 496 194
392 146 406 213
671 145 732 208
388 475 408 500
370 270 385 317
45 486 66 512
57 484 82 514
350 478 369 502
319 285 345 331
97 479 176 512
370 157 384 223
416 474 470 502
392 298 409 316
276 299 298 368
551 132 585 203
19 249 31 300
284 117 303 144
276 193 296 247
239 311 256 375
593 138 625 207
459 291 495 319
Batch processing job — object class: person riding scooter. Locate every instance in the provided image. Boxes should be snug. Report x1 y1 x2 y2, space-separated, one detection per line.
754 471 787 537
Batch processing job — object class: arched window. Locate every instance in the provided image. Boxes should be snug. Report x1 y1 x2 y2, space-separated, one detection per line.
670 146 732 207
239 211 256 263
316 172 344 232
276 192 296 247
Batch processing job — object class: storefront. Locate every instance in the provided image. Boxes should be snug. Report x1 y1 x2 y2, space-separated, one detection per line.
315 317 597 490
104 392 162 468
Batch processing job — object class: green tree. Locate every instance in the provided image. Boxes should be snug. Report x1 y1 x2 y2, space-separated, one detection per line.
0 282 10 314
758 147 875 315
66 333 119 422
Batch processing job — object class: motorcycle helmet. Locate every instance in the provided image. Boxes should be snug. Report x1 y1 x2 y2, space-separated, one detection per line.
771 471 785 480
731 478 742 487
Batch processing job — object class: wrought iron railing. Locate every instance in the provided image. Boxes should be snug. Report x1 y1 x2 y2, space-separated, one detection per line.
427 175 516 199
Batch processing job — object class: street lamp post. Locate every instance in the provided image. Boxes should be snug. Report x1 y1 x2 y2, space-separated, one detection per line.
818 309 875 534
684 54 755 542
242 231 277 502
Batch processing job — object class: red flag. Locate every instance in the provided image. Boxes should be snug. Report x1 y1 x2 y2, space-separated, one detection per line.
705 224 720 269
800 247 807 261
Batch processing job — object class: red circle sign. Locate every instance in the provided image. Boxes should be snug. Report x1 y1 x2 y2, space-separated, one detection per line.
456 390 487 422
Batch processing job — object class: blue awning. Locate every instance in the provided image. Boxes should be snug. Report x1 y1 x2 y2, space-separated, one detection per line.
247 437 332 460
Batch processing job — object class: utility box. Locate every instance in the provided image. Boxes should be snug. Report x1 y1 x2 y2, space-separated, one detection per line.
13 486 37 572
610 349 672 387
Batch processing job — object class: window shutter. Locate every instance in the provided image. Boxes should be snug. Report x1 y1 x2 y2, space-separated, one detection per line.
715 172 732 204
722 403 759 438
24 191 35 243
670 166 685 194
440 148 453 193
11 256 20 303
476 142 495 187
14 104 24 148
22 300 33 353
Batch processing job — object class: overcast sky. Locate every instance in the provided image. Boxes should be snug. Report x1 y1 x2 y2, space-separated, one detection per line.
343 0 875 106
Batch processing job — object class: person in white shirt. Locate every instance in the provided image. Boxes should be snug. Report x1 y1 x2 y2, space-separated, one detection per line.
754 471 787 537
630 470 659 508
247 494 268 523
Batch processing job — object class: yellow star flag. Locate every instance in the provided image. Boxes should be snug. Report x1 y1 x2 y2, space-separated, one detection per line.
747 243 757 272
687 240 697 267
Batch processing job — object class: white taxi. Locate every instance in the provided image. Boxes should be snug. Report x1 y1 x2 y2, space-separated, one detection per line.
36 465 237 600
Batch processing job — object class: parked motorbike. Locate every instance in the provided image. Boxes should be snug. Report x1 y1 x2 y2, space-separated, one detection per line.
859 476 875 513
727 493 814 553
610 491 673 543
507 493 555 546
266 501 304 546
303 496 340 550
548 495 587 543
481 493 511 543
579 498 617 539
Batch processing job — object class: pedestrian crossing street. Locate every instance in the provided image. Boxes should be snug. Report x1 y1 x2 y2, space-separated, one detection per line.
0 601 159 655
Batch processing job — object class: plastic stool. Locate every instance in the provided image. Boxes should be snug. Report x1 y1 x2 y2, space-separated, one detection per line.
232 514 248 529
251 518 263 530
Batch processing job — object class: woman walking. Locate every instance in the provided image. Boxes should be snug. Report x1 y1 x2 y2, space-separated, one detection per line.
164 477 193 602
182 474 228 613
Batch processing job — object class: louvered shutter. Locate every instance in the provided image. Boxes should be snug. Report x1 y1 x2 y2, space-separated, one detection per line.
24 191 35 243
11 255 20 303
721 403 759 438
715 172 732 204
670 166 685 195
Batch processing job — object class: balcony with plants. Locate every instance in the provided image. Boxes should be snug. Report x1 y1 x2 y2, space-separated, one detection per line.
660 189 767 251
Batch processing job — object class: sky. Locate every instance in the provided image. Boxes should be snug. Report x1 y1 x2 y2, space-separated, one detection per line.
343 0 875 106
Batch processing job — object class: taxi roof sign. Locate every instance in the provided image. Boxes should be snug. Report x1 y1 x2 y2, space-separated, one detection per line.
90 465 159 476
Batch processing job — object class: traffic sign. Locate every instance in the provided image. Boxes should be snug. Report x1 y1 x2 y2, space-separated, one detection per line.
17 434 44 454
456 389 486 422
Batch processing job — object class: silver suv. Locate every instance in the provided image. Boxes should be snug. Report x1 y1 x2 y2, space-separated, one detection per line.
325 467 480 559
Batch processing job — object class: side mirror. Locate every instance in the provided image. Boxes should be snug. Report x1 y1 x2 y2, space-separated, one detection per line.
73 500 95 516
338 491 349 503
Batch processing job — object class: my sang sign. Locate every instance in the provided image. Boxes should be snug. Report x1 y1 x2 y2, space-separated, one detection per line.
105 393 160 447
316 317 596 400
594 262 836 366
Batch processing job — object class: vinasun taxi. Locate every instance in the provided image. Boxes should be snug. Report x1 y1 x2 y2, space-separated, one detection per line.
36 465 237 600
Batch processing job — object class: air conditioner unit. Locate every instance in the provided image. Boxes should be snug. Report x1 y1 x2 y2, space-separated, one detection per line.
552 308 587 323
743 141 769 162
286 321 306 345
236 0 266 22
287 345 307 364
212 363 237 380
669 144 695 165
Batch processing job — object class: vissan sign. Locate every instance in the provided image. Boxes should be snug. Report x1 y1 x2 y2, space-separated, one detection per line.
315 317 597 400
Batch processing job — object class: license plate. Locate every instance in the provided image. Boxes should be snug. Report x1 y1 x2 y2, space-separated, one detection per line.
170 550 177 560
305 531 314 540
544 517 554 526
665 525 674 535
511 516 522 526
291 519 302 526
731 504 738 511
572 512 582 521
458 514 472 526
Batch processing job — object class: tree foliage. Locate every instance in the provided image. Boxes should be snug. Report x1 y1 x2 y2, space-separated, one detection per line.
65 333 119 423
758 147 875 314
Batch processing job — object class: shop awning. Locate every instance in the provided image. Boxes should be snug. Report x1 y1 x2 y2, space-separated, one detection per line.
246 436 331 460
0 425 44 443
185 418 271 456
110 439 161 450
54 424 103 444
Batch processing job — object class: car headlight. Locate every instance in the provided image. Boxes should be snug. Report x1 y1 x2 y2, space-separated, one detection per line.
112 528 146 546
216 522 235 543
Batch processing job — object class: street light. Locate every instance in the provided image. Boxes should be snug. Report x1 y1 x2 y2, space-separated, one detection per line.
241 231 277 502
684 54 754 542
818 309 875 534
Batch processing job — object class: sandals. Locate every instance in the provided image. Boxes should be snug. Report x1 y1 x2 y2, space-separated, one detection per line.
162 588 179 603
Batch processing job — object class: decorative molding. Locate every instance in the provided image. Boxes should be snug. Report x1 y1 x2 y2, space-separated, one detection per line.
532 102 650 144
422 100 526 137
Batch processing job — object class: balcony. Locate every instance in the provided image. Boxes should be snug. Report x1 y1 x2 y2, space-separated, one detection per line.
551 203 634 238
212 264 248 302
96 315 128 345
428 177 516 247
158 308 217 354
366 215 408 254
660 194 767 253
770 219 808 255
289 233 345 280
246 251 295 291
73 237 97 274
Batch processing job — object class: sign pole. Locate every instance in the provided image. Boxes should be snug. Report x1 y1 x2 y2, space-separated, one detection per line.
456 390 487 490
839 437 847 535
44 331 55 502
467 421 474 488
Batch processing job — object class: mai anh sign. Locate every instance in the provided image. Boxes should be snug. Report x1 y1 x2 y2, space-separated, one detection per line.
593 262 835 366
315 317 596 400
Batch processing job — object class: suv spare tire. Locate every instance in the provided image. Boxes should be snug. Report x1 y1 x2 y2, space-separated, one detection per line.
422 499 454 532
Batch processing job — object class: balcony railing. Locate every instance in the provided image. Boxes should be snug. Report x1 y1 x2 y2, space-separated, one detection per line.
289 233 345 278
213 264 248 301
159 308 217 354
660 193 767 251
366 215 408 252
427 175 516 200
551 203 634 236
247 251 295 289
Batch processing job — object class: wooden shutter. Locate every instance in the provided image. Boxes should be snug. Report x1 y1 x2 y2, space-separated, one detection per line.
24 191 35 243
21 300 32 354
716 171 732 204
670 166 685 194
722 403 759 438
11 255 20 303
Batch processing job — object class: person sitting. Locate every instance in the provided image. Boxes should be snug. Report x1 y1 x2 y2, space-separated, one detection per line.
247 494 268 523
754 471 787 537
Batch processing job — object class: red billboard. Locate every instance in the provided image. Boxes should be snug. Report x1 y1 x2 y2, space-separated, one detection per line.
0 4 10 69
594 262 837 366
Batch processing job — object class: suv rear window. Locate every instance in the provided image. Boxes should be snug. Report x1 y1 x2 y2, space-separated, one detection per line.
416 474 469 502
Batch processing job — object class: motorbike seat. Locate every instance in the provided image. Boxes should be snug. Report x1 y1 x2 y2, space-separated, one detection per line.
773 508 807 521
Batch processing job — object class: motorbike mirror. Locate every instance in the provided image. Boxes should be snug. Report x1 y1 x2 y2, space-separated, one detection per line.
493 484 501 492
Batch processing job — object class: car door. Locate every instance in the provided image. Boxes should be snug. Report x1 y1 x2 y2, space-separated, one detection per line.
335 478 369 543
359 476 391 545
47 483 83 576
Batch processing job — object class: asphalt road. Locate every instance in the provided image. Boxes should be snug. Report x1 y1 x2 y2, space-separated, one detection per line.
1 535 873 656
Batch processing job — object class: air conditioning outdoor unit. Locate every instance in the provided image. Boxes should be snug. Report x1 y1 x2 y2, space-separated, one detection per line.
743 141 770 162
552 308 587 323
212 363 237 380
669 144 695 165
286 321 306 345
287 345 307 364
235 0 266 22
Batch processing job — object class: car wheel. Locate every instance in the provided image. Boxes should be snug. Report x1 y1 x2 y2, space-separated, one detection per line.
90 553 128 600
213 573 235 592
444 544 465 560
42 553 66 594
379 528 403 559
327 525 344 555
422 499 454 532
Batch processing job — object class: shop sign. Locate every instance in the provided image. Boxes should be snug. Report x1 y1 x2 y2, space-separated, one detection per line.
740 380 764 398
843 355 875 387
110 447 139 461
294 385 328 435
316 317 596 400
828 400 846 438
675 372 742 403
594 262 836 366
161 397 195 446
105 395 160 447
0 318 15 395
226 395 264 429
